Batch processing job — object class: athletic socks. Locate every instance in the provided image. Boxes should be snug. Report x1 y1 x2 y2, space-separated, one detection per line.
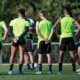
27 64 30 69
39 64 42 71
59 63 62 72
71 58 76 71
19 64 23 71
10 64 14 71
32 63 34 68
49 65 52 71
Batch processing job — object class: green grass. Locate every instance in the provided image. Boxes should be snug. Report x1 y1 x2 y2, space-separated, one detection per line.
0 65 80 80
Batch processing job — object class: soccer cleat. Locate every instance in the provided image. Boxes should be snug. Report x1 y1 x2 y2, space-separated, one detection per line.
48 71 52 74
76 68 80 72
18 70 24 75
73 71 76 74
36 71 43 74
8 71 13 75
58 71 62 74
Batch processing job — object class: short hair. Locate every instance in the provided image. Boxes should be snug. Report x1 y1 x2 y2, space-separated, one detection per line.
63 7 70 13
18 8 25 16
39 10 46 17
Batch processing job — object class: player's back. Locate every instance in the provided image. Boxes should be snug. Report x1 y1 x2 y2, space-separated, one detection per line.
10 17 28 37
61 15 74 36
38 18 52 39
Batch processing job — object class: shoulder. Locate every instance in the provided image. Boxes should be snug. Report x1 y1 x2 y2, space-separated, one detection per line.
37 18 43 23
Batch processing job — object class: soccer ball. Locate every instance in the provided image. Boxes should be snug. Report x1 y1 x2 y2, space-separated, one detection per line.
34 63 38 68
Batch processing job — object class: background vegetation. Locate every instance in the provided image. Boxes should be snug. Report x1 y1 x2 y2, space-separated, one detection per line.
0 0 80 43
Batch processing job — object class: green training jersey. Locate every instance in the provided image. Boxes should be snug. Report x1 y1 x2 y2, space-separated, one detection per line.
60 15 75 38
38 18 52 41
9 17 30 40
0 20 6 41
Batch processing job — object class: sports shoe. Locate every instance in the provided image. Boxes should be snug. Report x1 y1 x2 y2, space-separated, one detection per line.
36 71 43 74
18 70 24 75
73 71 76 74
48 71 52 74
8 70 13 75
76 68 80 72
58 71 62 74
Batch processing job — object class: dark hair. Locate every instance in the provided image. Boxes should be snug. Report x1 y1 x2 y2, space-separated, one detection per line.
39 10 46 17
18 8 25 16
62 6 72 17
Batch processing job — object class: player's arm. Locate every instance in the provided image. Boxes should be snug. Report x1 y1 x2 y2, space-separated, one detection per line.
36 21 46 40
48 27 54 40
19 26 29 39
2 24 8 40
75 20 80 30
8 26 14 38
48 18 60 40
74 29 79 36
53 18 61 29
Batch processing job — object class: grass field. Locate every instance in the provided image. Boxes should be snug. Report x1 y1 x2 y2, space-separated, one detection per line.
0 65 80 80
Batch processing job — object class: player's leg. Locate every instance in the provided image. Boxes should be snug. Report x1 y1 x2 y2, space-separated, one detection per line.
28 52 35 70
37 54 42 74
24 53 30 70
46 42 52 74
8 45 18 74
77 43 80 74
28 40 34 70
58 51 64 74
47 54 52 74
36 41 44 74
58 38 66 74
69 51 76 74
18 45 25 74
68 37 76 74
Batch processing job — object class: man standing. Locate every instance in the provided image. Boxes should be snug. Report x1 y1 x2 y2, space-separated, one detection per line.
0 20 8 62
74 14 80 74
24 18 35 70
36 10 53 74
51 7 80 74
8 9 30 74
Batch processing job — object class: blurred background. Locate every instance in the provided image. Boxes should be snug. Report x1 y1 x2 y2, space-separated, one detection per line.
0 0 80 63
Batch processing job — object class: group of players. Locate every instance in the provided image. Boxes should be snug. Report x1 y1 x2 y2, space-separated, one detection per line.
0 7 80 75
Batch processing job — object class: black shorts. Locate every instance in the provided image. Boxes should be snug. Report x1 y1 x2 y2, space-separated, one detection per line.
0 42 2 50
74 43 78 53
60 37 75 51
26 39 33 53
12 38 25 47
38 41 51 54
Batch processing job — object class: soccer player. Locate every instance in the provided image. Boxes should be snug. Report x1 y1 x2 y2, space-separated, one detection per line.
0 20 8 52
36 10 53 74
52 7 80 74
74 14 80 74
24 18 35 70
8 9 30 74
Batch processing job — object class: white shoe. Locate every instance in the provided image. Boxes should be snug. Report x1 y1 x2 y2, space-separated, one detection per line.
76 68 80 72
8 71 13 75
